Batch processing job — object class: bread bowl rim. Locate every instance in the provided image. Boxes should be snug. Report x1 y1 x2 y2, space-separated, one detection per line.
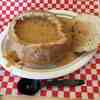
8 10 67 47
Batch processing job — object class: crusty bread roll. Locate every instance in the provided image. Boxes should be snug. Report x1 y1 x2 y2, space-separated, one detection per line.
57 14 100 53
72 14 100 53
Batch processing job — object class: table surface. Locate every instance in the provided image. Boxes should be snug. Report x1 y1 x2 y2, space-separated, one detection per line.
0 0 100 100
0 96 69 100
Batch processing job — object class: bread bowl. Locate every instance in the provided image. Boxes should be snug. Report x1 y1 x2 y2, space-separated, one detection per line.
7 11 72 68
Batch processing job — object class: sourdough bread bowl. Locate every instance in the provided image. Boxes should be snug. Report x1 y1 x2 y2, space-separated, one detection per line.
6 11 72 68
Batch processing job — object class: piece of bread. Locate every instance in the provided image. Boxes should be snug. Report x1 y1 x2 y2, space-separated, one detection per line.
72 14 100 53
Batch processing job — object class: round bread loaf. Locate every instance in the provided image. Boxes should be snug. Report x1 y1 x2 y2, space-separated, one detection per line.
72 14 100 53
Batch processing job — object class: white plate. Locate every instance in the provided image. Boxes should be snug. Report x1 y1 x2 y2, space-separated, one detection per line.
0 10 96 79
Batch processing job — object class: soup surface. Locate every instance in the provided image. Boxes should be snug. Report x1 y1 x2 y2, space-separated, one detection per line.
15 17 61 44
